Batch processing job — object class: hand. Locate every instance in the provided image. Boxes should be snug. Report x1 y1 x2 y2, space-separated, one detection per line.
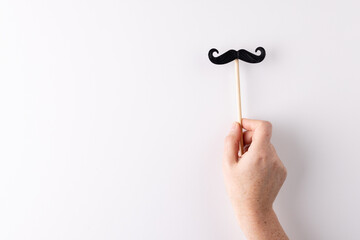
223 119 288 240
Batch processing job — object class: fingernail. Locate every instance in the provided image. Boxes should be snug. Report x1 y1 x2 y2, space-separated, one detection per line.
231 122 238 131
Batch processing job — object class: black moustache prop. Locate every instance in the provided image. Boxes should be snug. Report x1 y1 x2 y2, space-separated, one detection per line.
208 47 266 64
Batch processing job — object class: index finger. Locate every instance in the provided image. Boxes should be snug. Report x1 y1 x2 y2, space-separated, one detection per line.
241 118 272 149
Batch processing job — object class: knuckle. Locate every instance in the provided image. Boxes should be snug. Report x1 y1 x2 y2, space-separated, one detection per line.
260 121 272 137
259 152 268 161
262 121 272 130
255 151 268 163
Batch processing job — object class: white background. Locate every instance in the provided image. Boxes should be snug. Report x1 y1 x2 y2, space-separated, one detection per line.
1 0 360 239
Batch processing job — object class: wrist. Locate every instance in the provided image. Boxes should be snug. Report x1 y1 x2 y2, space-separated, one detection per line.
236 207 288 240
236 206 275 228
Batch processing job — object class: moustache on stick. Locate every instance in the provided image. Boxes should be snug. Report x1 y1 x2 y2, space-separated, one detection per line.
208 47 266 64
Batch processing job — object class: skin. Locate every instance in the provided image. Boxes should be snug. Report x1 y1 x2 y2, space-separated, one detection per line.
223 119 288 240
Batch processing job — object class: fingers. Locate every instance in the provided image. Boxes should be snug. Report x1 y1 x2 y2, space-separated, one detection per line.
223 119 273 164
223 122 242 165
241 118 272 150
243 130 253 145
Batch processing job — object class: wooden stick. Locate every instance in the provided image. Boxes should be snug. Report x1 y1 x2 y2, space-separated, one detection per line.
235 59 244 155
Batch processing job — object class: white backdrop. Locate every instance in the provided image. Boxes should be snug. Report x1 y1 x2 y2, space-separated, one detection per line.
1 0 360 239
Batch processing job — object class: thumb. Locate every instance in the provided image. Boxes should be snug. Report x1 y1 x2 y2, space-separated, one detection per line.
223 122 241 165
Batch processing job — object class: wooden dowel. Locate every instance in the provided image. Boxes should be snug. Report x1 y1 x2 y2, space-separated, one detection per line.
235 59 244 155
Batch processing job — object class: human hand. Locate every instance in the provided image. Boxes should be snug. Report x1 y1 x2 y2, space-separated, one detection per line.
223 119 288 240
